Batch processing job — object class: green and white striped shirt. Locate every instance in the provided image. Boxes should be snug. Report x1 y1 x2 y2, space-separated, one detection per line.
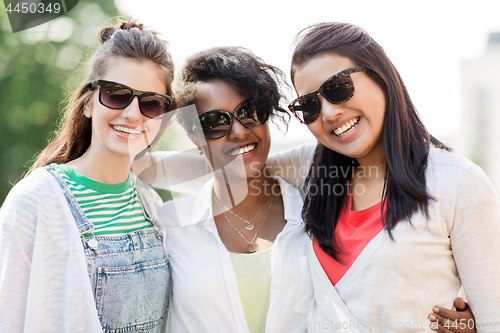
51 164 153 238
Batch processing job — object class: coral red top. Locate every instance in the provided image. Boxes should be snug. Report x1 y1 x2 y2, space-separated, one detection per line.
313 195 386 286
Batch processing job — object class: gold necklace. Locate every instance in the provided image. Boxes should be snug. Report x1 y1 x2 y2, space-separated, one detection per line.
215 195 274 253
213 195 272 231
79 157 89 178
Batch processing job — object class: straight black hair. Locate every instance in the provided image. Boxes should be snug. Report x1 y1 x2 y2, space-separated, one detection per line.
291 22 450 260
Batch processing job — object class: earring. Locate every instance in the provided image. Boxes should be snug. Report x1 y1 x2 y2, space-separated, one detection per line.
198 147 203 155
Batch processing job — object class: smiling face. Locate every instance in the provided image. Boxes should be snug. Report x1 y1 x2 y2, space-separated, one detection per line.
85 57 165 159
192 79 271 179
294 53 386 166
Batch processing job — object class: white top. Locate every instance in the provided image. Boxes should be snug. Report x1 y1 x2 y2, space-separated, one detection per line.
276 145 500 332
158 177 313 333
229 247 273 333
0 168 165 333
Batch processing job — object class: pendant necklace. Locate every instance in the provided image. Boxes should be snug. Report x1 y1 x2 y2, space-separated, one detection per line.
79 156 89 178
213 195 272 231
214 195 274 253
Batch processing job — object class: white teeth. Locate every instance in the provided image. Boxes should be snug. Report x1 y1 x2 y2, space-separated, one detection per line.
334 117 359 136
112 125 142 135
227 143 256 157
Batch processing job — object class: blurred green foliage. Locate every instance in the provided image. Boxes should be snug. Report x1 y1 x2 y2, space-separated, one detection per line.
0 1 120 204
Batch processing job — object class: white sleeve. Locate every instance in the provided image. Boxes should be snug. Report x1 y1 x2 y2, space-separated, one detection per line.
0 170 102 333
133 175 166 210
0 182 35 332
266 142 316 189
134 151 212 194
450 164 500 331
138 143 316 193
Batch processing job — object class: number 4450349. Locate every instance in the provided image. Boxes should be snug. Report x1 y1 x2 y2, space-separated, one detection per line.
5 2 61 14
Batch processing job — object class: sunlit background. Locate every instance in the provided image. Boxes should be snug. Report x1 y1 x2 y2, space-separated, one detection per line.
1 0 500 203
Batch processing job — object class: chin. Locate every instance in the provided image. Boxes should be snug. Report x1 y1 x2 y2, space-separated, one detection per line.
245 162 265 180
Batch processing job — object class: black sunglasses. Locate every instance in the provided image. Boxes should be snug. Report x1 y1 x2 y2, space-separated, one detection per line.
90 80 175 119
193 100 269 139
288 66 366 124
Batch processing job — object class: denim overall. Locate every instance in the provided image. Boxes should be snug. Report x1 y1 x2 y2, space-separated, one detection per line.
46 166 170 333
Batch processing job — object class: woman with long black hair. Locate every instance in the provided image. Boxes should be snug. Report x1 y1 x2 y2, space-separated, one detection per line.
283 22 500 332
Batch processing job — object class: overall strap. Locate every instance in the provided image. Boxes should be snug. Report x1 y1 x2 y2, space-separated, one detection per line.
45 165 95 235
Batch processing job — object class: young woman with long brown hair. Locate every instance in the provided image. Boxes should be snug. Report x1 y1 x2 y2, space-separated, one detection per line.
0 19 175 332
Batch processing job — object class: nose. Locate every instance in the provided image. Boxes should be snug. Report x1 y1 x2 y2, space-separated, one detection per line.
228 118 249 141
121 96 142 122
319 95 343 122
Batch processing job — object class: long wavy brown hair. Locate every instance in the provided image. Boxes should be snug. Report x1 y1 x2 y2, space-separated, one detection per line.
29 18 175 173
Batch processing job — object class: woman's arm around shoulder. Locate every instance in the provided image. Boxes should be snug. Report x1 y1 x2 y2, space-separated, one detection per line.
135 143 317 193
133 150 211 193
266 142 316 190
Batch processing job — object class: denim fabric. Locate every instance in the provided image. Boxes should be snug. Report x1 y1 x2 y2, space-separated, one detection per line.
46 166 170 333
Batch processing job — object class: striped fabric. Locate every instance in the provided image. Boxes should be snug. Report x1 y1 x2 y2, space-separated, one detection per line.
50 164 153 238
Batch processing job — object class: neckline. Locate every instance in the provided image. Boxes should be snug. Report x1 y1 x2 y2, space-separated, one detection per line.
229 246 274 256
55 163 132 194
347 194 383 217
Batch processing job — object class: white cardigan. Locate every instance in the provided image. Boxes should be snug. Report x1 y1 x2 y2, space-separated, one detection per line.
290 146 500 332
0 168 165 333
